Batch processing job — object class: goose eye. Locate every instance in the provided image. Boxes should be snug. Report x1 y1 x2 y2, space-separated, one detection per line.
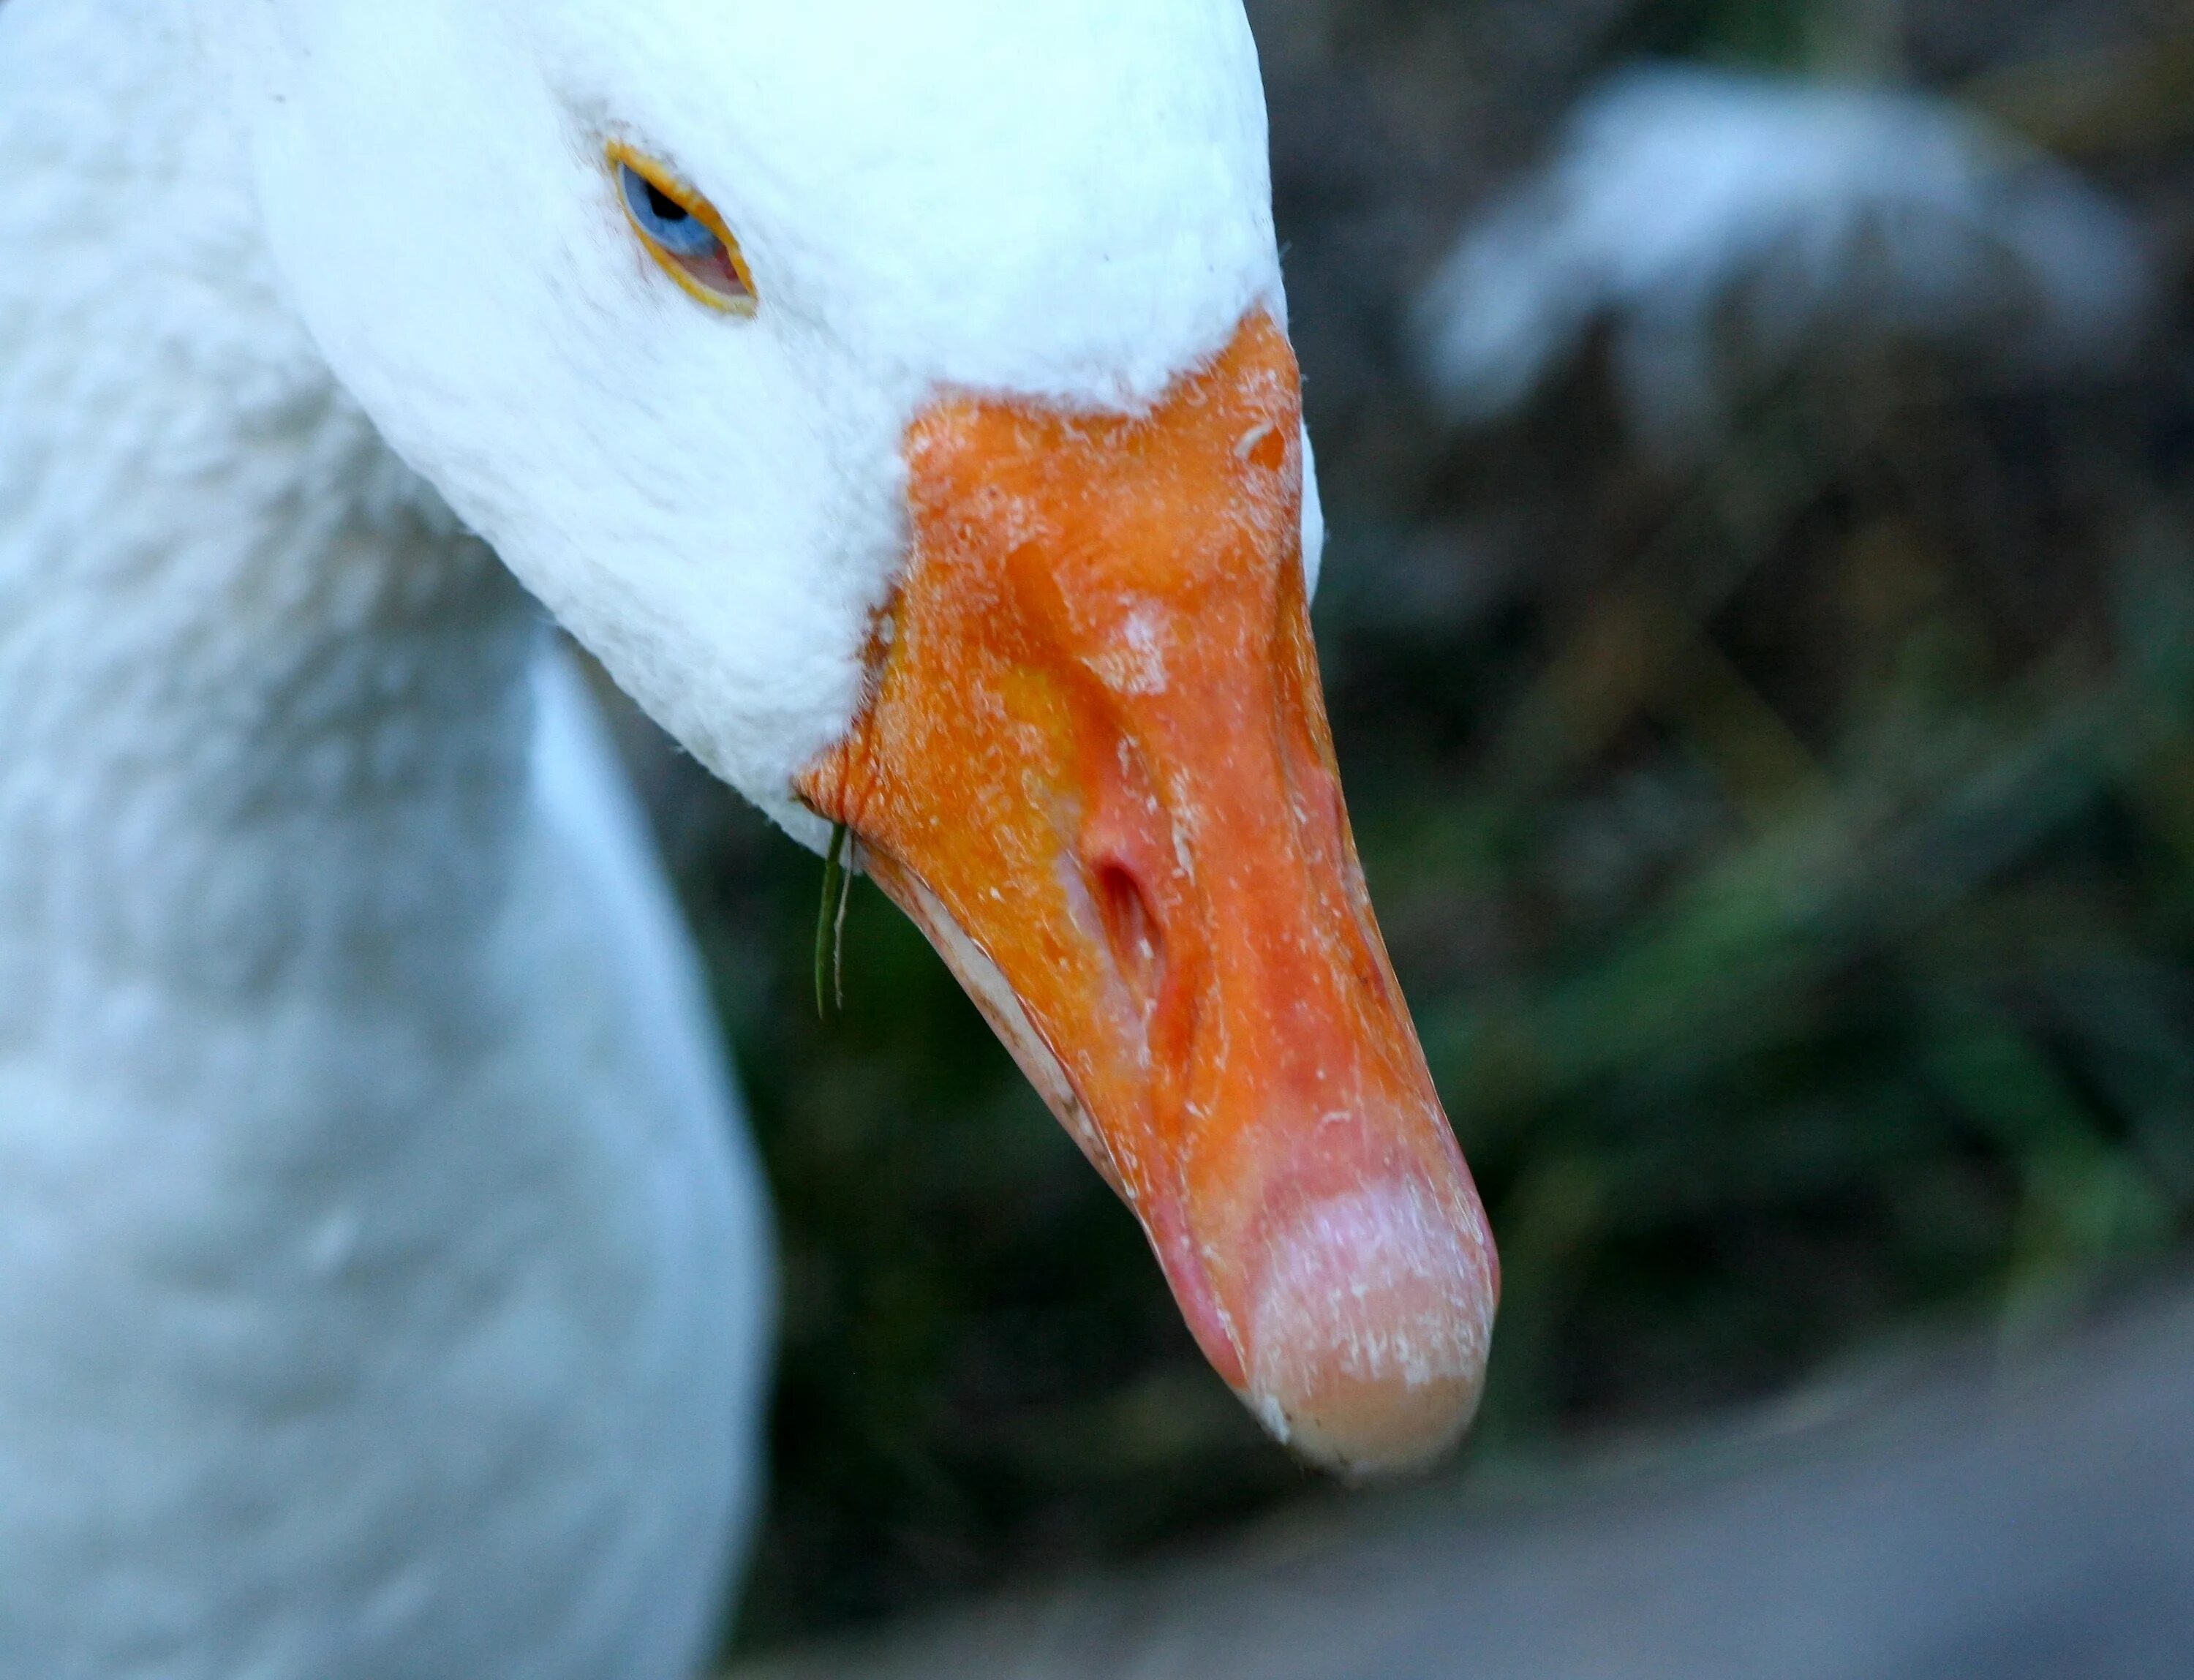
610 148 758 314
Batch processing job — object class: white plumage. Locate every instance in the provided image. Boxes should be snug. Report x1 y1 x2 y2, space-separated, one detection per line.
0 7 771 1673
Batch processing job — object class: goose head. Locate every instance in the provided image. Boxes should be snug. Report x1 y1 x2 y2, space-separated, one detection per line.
203 0 1497 1477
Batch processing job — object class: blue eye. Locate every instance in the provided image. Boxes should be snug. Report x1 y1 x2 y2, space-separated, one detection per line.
619 162 722 258
609 148 759 313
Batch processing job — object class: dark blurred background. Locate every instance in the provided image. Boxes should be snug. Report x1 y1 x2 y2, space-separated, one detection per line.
603 0 2194 1657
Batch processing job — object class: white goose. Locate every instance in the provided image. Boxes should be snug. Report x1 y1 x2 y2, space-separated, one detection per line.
0 1 1499 1675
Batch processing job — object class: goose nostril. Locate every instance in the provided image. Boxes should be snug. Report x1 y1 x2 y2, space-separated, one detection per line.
1093 861 1164 1009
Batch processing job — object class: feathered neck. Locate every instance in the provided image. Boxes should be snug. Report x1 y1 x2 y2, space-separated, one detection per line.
0 0 539 1054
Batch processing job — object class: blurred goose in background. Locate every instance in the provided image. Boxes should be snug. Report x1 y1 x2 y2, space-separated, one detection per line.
0 0 1496 1675
1417 66 2155 449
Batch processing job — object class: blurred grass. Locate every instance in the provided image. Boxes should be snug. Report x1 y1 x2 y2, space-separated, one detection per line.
667 0 2194 1657
1371 360 2194 1441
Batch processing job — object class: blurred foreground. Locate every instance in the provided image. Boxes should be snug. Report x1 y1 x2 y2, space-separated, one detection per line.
617 0 2194 1657
733 1281 2194 1680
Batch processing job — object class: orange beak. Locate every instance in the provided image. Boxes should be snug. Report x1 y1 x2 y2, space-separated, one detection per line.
800 312 1497 1477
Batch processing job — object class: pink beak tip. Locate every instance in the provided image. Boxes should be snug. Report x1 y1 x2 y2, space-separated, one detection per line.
1240 1175 1498 1480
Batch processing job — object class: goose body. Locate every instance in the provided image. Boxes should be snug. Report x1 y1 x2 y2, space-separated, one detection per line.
0 0 1497 1673
0 7 767 1669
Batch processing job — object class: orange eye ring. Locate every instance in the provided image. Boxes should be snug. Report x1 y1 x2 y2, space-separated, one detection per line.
608 143 759 315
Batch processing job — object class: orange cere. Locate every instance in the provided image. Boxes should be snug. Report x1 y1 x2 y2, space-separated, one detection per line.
800 312 1499 1477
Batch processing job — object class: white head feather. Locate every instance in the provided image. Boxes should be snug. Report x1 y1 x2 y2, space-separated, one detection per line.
197 0 1304 839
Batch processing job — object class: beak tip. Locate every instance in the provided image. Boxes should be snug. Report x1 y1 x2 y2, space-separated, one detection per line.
1240 1178 1497 1480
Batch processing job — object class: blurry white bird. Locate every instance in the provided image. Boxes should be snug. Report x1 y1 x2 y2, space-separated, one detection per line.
1417 65 2153 448
0 1 1497 1675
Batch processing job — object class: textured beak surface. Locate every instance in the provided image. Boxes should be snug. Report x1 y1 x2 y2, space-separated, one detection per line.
800 312 1498 1477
